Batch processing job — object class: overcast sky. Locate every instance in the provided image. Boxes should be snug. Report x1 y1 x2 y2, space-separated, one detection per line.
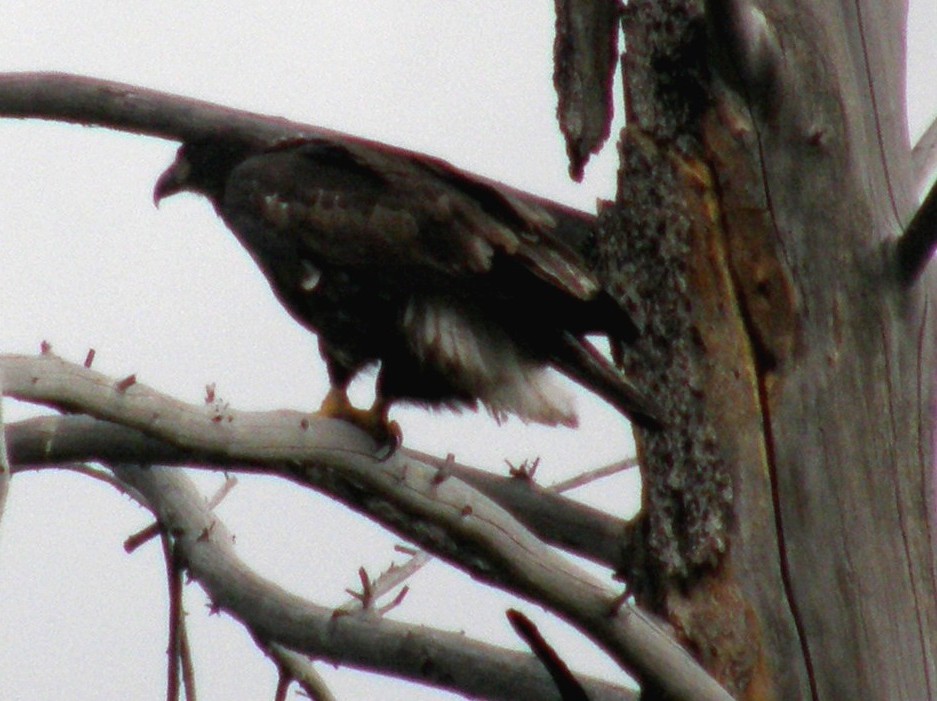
1 3 935 700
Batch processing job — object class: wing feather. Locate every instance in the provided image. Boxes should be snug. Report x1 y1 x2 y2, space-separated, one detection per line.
229 138 600 298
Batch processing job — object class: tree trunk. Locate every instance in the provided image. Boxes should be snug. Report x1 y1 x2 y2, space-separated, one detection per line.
609 0 937 697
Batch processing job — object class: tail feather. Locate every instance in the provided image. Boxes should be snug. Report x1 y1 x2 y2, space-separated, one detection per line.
554 332 663 429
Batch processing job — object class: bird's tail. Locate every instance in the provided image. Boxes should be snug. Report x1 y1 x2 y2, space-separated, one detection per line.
554 333 663 430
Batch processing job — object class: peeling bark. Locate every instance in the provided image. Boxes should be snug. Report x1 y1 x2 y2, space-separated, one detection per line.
554 0 621 180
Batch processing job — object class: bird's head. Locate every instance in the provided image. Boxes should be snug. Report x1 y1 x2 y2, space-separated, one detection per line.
154 138 257 205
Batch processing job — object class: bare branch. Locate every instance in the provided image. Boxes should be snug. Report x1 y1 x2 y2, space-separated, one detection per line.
10 415 632 571
549 458 638 493
9 460 132 494
0 72 341 147
508 608 589 701
2 353 732 700
412 449 632 570
0 71 599 225
162 530 186 701
110 463 637 701
273 669 290 701
179 618 197 701
126 474 237 553
267 644 337 701
334 551 429 617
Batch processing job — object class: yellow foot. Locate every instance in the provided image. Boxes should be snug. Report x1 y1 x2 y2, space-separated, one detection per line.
317 389 402 458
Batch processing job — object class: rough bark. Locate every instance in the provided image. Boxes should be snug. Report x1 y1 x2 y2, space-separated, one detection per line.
602 0 937 698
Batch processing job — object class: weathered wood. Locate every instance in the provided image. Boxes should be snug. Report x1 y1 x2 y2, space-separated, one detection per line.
607 0 937 697
553 0 620 180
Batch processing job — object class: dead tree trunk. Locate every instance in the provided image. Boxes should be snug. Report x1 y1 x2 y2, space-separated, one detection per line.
601 0 937 697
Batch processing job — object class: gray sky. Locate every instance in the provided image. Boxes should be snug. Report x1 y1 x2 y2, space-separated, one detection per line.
1 3 935 700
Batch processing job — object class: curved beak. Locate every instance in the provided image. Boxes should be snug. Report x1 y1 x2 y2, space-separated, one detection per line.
153 155 191 207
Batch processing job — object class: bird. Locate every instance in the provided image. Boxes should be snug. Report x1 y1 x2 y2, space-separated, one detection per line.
153 133 660 448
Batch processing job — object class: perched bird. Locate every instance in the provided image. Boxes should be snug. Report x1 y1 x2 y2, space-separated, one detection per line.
154 134 660 446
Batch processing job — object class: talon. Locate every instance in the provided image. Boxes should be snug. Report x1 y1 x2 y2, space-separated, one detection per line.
317 389 402 456
375 420 402 461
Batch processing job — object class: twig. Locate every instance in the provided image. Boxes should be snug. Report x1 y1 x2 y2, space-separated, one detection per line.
162 528 184 701
345 567 375 609
549 458 638 494
154 504 200 701
896 178 937 284
268 644 337 701
334 550 429 617
124 523 160 553
274 669 291 701
179 616 197 701
410 447 630 569
10 460 129 492
126 474 237 553
507 609 590 701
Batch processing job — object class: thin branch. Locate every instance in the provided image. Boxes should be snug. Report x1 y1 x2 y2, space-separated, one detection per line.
125 522 161 554
126 474 237 553
895 178 937 284
334 551 428 617
9 415 632 571
412 449 632 569
179 616 197 701
12 460 132 494
549 458 638 494
2 353 731 700
507 609 589 701
162 529 185 701
268 644 337 701
274 669 291 701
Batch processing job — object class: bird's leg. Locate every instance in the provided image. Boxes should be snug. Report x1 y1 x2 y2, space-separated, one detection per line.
317 388 401 457
318 386 353 417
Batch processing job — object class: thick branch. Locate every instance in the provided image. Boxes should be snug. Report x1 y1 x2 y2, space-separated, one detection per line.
7 415 631 571
0 72 598 223
0 72 346 147
1 352 732 701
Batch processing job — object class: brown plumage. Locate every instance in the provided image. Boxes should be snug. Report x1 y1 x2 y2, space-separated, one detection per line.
154 135 660 443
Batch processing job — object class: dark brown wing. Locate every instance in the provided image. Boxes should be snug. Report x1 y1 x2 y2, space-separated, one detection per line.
222 138 602 299
405 149 603 299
